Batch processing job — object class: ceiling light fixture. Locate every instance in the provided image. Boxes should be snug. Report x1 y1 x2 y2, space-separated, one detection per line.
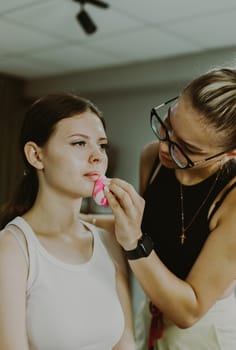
73 0 109 35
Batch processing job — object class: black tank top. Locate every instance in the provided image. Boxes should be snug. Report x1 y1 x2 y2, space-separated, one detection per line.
142 160 236 280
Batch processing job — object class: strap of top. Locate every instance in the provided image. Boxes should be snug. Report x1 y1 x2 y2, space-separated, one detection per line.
147 155 160 185
6 216 38 246
4 224 29 264
5 217 38 290
208 182 236 223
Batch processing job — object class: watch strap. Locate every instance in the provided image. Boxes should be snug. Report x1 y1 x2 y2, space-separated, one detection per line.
124 233 154 260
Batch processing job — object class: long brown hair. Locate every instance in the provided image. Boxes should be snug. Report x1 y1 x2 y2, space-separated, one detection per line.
0 93 104 229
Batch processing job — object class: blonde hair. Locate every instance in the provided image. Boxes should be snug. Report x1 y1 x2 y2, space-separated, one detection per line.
183 68 236 149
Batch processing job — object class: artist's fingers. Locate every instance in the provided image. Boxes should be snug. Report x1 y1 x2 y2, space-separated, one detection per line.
104 185 143 248
104 185 128 218
105 181 145 229
110 178 140 198
109 178 144 212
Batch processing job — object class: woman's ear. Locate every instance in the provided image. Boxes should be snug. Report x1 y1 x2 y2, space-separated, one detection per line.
24 142 44 170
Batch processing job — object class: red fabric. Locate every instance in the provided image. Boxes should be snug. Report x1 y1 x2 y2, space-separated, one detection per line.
148 302 163 350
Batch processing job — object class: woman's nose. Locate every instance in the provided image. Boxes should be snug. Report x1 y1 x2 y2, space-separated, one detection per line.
89 146 104 163
159 139 169 153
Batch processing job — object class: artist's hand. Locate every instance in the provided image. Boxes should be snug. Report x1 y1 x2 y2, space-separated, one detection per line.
105 178 145 250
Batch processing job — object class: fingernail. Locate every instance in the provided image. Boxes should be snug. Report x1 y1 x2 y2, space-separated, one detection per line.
104 178 111 185
104 185 110 192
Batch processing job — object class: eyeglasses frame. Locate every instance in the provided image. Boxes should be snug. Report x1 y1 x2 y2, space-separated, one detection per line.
150 96 229 169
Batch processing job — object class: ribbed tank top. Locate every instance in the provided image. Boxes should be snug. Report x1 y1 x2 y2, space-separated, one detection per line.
142 160 236 280
5 216 124 350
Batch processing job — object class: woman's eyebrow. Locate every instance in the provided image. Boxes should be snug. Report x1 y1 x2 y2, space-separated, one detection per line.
167 108 205 153
69 133 89 138
68 133 108 142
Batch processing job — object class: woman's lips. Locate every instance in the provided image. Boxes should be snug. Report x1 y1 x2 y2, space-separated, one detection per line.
159 151 171 162
85 173 100 181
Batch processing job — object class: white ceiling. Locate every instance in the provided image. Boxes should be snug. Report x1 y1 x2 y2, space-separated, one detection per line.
1 0 236 80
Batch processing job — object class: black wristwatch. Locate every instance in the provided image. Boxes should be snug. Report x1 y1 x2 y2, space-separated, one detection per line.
124 233 154 260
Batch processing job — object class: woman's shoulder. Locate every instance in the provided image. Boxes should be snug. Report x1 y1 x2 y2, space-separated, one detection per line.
209 174 236 229
0 227 17 246
139 141 159 195
0 219 23 247
0 226 28 275
140 141 159 164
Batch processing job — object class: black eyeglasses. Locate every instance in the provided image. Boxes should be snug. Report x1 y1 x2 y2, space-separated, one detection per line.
150 96 228 169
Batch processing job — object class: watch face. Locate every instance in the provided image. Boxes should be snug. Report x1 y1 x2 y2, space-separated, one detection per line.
125 234 153 260
138 239 148 256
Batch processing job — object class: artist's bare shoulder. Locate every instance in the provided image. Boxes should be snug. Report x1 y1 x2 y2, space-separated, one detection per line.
139 141 159 195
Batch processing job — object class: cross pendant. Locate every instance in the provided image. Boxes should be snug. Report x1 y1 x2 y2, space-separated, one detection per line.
180 232 186 245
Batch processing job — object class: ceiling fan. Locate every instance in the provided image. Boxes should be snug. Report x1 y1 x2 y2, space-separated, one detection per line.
73 0 110 35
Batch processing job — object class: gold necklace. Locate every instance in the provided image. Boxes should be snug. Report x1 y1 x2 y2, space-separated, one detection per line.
179 167 222 245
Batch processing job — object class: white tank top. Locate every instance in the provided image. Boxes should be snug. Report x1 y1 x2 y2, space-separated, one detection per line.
5 216 124 350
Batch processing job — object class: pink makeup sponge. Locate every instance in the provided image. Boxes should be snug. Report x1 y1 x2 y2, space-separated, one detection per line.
92 175 110 206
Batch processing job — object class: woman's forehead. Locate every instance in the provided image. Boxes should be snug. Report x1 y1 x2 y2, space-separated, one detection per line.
54 112 105 135
171 97 223 151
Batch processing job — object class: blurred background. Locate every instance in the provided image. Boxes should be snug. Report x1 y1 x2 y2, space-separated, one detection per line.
1 0 236 313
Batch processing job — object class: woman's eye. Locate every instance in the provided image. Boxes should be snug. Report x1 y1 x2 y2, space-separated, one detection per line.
99 143 109 151
184 148 196 155
164 116 172 130
72 141 86 147
178 142 198 155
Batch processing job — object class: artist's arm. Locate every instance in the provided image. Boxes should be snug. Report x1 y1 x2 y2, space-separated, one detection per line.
0 230 29 350
105 177 236 329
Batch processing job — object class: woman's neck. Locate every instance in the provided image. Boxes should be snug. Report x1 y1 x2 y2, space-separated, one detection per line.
23 196 84 237
175 160 225 186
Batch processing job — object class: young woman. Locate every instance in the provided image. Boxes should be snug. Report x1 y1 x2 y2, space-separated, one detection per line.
105 68 236 349
0 93 135 350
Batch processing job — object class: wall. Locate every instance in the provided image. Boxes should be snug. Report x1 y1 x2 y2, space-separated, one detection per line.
24 47 236 190
25 47 236 98
0 74 27 206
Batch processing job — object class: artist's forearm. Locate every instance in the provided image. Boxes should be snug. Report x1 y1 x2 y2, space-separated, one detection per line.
129 251 199 328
